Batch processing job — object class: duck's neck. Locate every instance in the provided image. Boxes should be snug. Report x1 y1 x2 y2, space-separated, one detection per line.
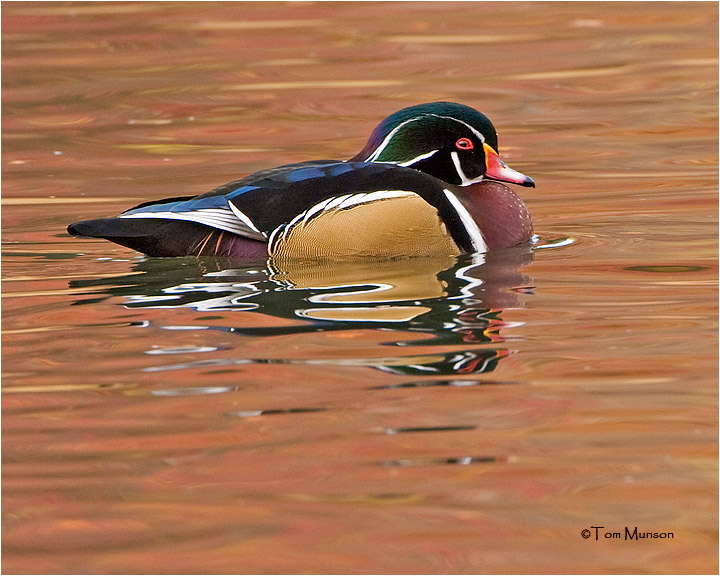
455 181 533 250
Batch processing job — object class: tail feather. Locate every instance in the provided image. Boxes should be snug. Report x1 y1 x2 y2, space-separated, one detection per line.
67 217 267 259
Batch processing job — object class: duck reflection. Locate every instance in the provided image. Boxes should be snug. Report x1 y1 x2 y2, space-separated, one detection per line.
70 246 533 376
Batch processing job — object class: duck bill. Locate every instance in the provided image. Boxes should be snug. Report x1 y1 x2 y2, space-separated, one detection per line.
483 143 535 188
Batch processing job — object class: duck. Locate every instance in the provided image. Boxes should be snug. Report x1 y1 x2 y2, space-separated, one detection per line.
67 102 535 260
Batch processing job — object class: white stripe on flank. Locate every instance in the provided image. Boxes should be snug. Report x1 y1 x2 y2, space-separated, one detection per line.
270 190 418 248
284 211 306 236
335 190 414 209
300 197 335 226
267 225 283 250
442 189 487 253
322 194 354 211
228 202 264 236
292 191 416 229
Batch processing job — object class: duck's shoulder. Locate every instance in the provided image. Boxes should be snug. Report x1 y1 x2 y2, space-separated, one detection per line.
207 158 458 196
229 160 454 200
194 160 346 200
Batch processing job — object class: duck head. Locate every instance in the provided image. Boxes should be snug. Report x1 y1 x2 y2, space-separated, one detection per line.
351 102 534 188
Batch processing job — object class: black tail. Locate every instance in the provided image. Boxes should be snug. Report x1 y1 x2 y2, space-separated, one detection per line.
67 218 267 259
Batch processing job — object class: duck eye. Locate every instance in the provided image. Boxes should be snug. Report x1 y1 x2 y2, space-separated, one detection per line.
455 138 474 150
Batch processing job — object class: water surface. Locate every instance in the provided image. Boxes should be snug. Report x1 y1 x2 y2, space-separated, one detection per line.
2 2 717 574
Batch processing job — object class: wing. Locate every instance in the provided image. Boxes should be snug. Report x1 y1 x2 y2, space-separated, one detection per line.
65 161 346 257
114 160 349 241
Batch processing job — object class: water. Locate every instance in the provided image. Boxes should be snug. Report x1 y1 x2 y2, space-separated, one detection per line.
2 2 717 573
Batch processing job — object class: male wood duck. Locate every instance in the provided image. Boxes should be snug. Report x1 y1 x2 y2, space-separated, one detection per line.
68 102 535 260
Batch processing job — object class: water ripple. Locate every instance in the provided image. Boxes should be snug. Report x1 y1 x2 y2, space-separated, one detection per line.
381 456 501 467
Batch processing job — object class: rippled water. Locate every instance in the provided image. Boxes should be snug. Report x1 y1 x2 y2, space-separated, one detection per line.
2 2 717 574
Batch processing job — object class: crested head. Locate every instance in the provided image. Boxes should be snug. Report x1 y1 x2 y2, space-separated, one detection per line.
351 102 533 188
352 102 499 161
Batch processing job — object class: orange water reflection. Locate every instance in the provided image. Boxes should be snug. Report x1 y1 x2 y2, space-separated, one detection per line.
2 1 717 574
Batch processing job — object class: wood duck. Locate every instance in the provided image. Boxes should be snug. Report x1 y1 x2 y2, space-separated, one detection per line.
68 102 535 260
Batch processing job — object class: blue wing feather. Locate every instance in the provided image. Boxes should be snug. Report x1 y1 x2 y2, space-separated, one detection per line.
283 166 326 183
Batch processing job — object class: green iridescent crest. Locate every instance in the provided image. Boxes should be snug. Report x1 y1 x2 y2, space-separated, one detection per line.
352 102 499 164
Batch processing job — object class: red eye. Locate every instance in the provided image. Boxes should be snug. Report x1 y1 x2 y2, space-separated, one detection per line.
455 138 474 150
